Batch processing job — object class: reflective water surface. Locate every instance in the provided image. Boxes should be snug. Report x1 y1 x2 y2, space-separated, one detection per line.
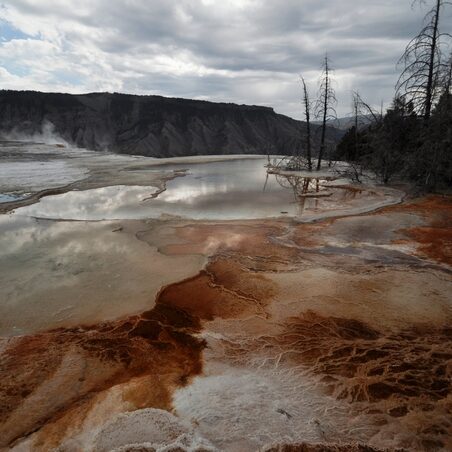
13 158 381 221
2 151 450 451
0 193 29 203
3 157 385 336
0 215 205 335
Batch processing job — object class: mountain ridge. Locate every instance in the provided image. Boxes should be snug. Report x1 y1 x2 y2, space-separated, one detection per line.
0 90 342 158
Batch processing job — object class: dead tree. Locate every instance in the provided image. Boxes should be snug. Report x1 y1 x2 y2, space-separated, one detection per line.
301 76 313 171
352 93 360 161
315 55 337 170
353 91 383 126
443 51 452 95
396 0 451 120
334 92 376 183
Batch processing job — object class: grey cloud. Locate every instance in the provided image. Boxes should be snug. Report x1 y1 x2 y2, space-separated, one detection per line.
1 0 451 118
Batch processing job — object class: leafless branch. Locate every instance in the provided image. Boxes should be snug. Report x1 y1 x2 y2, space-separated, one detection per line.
315 54 337 170
396 0 451 119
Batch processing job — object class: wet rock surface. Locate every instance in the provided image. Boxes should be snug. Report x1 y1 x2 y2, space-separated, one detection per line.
0 155 450 451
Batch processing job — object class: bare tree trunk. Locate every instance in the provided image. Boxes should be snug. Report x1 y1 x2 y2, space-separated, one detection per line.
301 77 312 171
315 55 336 170
396 0 447 119
354 95 359 160
425 0 441 120
317 57 329 170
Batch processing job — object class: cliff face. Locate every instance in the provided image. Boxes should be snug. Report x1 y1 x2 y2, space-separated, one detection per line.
0 90 341 157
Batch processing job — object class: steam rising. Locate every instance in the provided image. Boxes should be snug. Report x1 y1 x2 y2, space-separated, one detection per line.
1 120 69 146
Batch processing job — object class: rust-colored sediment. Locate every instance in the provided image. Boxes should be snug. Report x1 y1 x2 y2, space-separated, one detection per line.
387 195 452 264
220 311 451 450
1 195 451 450
406 225 452 264
0 252 276 447
0 301 204 447
264 443 394 452
161 222 301 258
234 310 451 403
159 258 274 321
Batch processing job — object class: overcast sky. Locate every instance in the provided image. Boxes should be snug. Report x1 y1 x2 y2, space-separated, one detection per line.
1 0 451 118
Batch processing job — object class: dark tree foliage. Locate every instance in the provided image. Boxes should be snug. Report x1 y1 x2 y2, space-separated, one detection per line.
335 126 360 162
336 97 418 184
442 52 452 93
336 91 451 188
368 98 419 184
335 0 451 190
412 91 452 187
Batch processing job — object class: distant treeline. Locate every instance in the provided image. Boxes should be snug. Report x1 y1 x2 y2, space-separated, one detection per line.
334 91 451 189
335 0 451 190
302 0 451 191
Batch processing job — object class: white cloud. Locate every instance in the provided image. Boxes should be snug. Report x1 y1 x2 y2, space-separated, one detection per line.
0 0 451 117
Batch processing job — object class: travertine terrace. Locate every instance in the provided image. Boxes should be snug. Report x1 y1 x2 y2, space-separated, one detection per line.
0 146 451 451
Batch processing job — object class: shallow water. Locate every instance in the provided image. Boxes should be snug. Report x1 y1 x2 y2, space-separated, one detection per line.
0 215 205 336
1 147 451 451
0 193 29 203
13 158 377 221
0 141 144 194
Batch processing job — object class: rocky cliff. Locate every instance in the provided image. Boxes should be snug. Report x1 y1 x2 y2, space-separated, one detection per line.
0 90 341 157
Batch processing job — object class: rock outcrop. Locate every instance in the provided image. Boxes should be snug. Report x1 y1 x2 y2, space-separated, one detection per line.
0 90 341 157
